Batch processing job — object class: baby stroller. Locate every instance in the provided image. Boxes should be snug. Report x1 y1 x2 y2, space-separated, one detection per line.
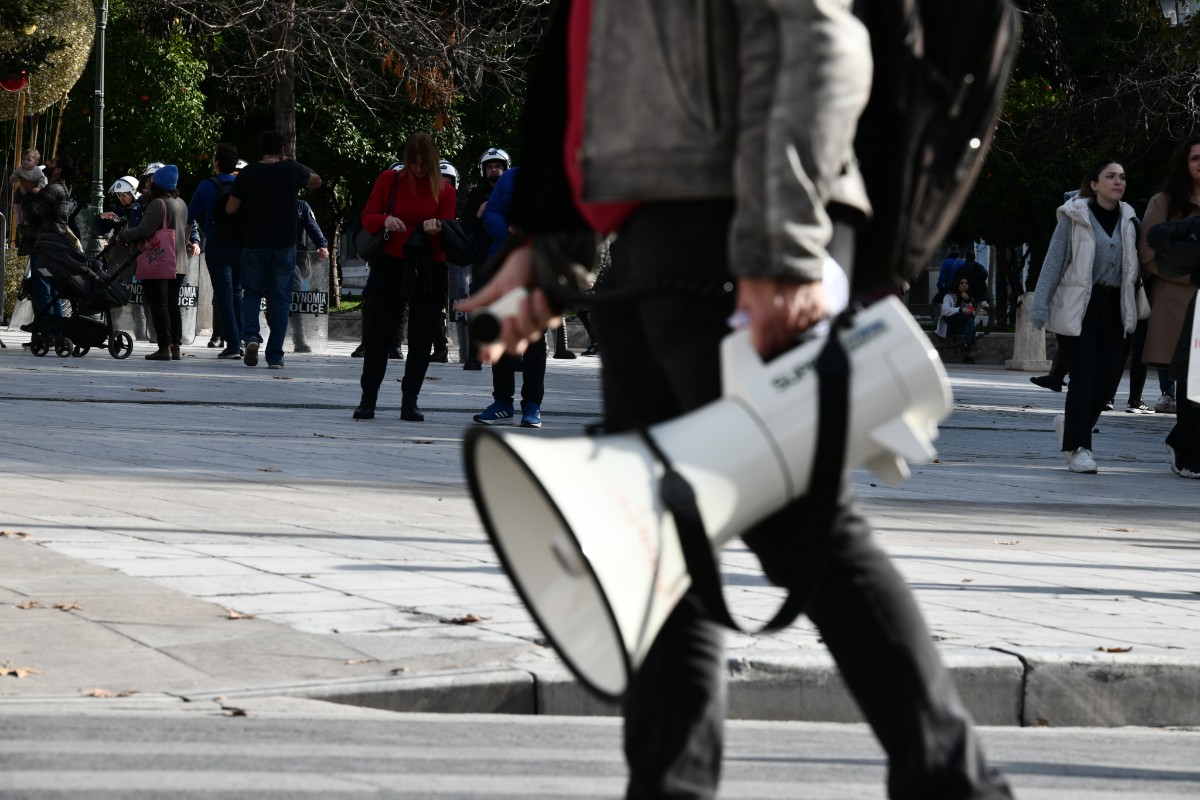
22 233 135 359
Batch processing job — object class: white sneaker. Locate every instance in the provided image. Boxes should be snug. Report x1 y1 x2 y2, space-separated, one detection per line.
1066 447 1098 473
1053 414 1065 449
1154 393 1177 414
1168 445 1200 479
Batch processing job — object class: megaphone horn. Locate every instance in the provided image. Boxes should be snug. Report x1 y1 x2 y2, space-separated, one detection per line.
464 295 952 700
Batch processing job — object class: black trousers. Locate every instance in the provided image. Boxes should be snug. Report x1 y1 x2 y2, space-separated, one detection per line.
359 254 443 400
598 201 1011 800
1055 285 1128 453
142 275 184 348
490 337 546 405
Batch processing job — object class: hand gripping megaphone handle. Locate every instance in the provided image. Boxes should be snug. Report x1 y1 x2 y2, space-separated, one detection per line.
468 286 527 344
643 322 851 633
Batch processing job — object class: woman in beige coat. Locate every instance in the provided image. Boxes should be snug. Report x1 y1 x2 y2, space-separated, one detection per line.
1138 136 1200 411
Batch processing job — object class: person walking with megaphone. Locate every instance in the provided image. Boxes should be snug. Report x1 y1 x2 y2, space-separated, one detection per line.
458 2 1016 798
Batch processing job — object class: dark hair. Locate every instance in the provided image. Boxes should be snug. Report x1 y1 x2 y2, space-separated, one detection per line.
147 183 180 201
215 142 239 173
1159 135 1200 220
52 153 75 184
261 130 286 157
1078 160 1121 199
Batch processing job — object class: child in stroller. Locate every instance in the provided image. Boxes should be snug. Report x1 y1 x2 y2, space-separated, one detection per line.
22 232 135 359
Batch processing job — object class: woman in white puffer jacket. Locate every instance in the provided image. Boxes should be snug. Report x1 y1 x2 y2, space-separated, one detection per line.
1030 161 1140 474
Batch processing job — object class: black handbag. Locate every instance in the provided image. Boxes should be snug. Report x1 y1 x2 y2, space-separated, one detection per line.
355 174 400 262
439 218 472 266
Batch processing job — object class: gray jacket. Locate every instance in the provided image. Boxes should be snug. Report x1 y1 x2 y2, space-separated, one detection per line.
579 0 871 282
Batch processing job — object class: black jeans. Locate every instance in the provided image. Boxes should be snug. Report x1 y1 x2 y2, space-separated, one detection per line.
491 338 547 406
598 201 1011 800
142 275 184 348
1055 285 1128 453
359 254 443 400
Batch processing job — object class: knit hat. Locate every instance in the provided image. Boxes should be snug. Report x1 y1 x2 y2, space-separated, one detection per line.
15 165 47 187
154 164 179 191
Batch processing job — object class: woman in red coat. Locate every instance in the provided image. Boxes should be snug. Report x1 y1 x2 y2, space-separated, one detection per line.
354 133 457 421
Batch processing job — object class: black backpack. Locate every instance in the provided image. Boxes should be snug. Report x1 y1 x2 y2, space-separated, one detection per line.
207 176 244 246
851 0 1021 293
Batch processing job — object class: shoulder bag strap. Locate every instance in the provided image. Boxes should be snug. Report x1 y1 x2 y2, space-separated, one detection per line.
638 323 851 633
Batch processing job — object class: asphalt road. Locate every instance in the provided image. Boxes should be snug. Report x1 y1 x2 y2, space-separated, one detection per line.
1 699 1198 799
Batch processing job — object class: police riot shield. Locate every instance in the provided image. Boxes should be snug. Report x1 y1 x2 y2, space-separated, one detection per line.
108 244 151 341
178 253 200 345
250 248 330 355
289 248 329 354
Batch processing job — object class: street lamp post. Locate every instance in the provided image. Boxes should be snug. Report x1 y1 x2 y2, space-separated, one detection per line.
84 0 109 256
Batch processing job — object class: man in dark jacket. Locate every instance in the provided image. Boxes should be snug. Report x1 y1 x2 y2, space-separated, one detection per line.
22 154 75 340
457 147 510 370
461 2 1013 799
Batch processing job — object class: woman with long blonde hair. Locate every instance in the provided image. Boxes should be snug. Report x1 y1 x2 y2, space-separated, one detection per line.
353 133 457 421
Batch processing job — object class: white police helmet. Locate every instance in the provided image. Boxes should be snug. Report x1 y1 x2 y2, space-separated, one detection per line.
235 160 248 171
439 160 459 187
478 147 510 177
107 175 139 197
142 162 165 176
388 161 404 172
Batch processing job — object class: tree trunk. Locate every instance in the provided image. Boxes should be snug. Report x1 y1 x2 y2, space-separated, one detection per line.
330 218 342 308
274 0 296 155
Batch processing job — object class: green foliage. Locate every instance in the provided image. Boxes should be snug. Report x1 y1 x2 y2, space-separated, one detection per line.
3 254 26 321
56 0 220 194
956 0 1200 302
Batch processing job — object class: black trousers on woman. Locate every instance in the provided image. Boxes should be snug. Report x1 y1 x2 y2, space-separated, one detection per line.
597 201 1011 800
359 253 444 402
142 275 184 348
1055 285 1128 453
1167 294 1199 471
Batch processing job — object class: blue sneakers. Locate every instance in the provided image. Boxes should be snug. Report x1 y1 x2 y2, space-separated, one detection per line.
473 400 515 424
520 400 542 428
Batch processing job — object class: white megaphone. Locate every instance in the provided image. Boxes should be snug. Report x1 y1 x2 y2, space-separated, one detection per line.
463 294 952 701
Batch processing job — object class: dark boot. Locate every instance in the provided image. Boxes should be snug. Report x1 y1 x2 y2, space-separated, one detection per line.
145 346 171 361
353 390 377 420
169 343 181 361
400 395 424 422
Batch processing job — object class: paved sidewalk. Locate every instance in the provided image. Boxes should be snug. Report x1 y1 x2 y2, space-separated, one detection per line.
1 332 1197 727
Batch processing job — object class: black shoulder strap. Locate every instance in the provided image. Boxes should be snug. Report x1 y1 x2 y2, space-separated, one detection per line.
639 323 851 632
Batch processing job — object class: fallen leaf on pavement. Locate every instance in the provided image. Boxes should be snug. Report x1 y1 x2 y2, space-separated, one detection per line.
131 388 165 393
440 614 491 625
346 659 375 666
83 688 116 697
961 579 975 583
995 540 1020 546
0 530 31 539
257 467 281 473
412 440 434 445
224 609 255 620
55 603 84 612
1097 646 1133 653
1107 528 1133 533
300 574 315 579
389 666 410 675
223 707 249 717
17 600 43 609
271 376 293 380
1 663 43 679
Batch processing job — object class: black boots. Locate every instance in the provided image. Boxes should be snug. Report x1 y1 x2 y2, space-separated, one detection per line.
354 392 423 421
400 395 424 422
353 390 377 420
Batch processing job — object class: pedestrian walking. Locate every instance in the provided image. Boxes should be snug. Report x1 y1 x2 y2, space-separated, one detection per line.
225 130 322 369
1030 161 1141 474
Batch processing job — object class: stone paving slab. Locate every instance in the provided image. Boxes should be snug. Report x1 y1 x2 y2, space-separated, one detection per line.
1 333 1197 726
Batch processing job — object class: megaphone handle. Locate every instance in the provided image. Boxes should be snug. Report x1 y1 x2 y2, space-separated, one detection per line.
641 331 851 633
